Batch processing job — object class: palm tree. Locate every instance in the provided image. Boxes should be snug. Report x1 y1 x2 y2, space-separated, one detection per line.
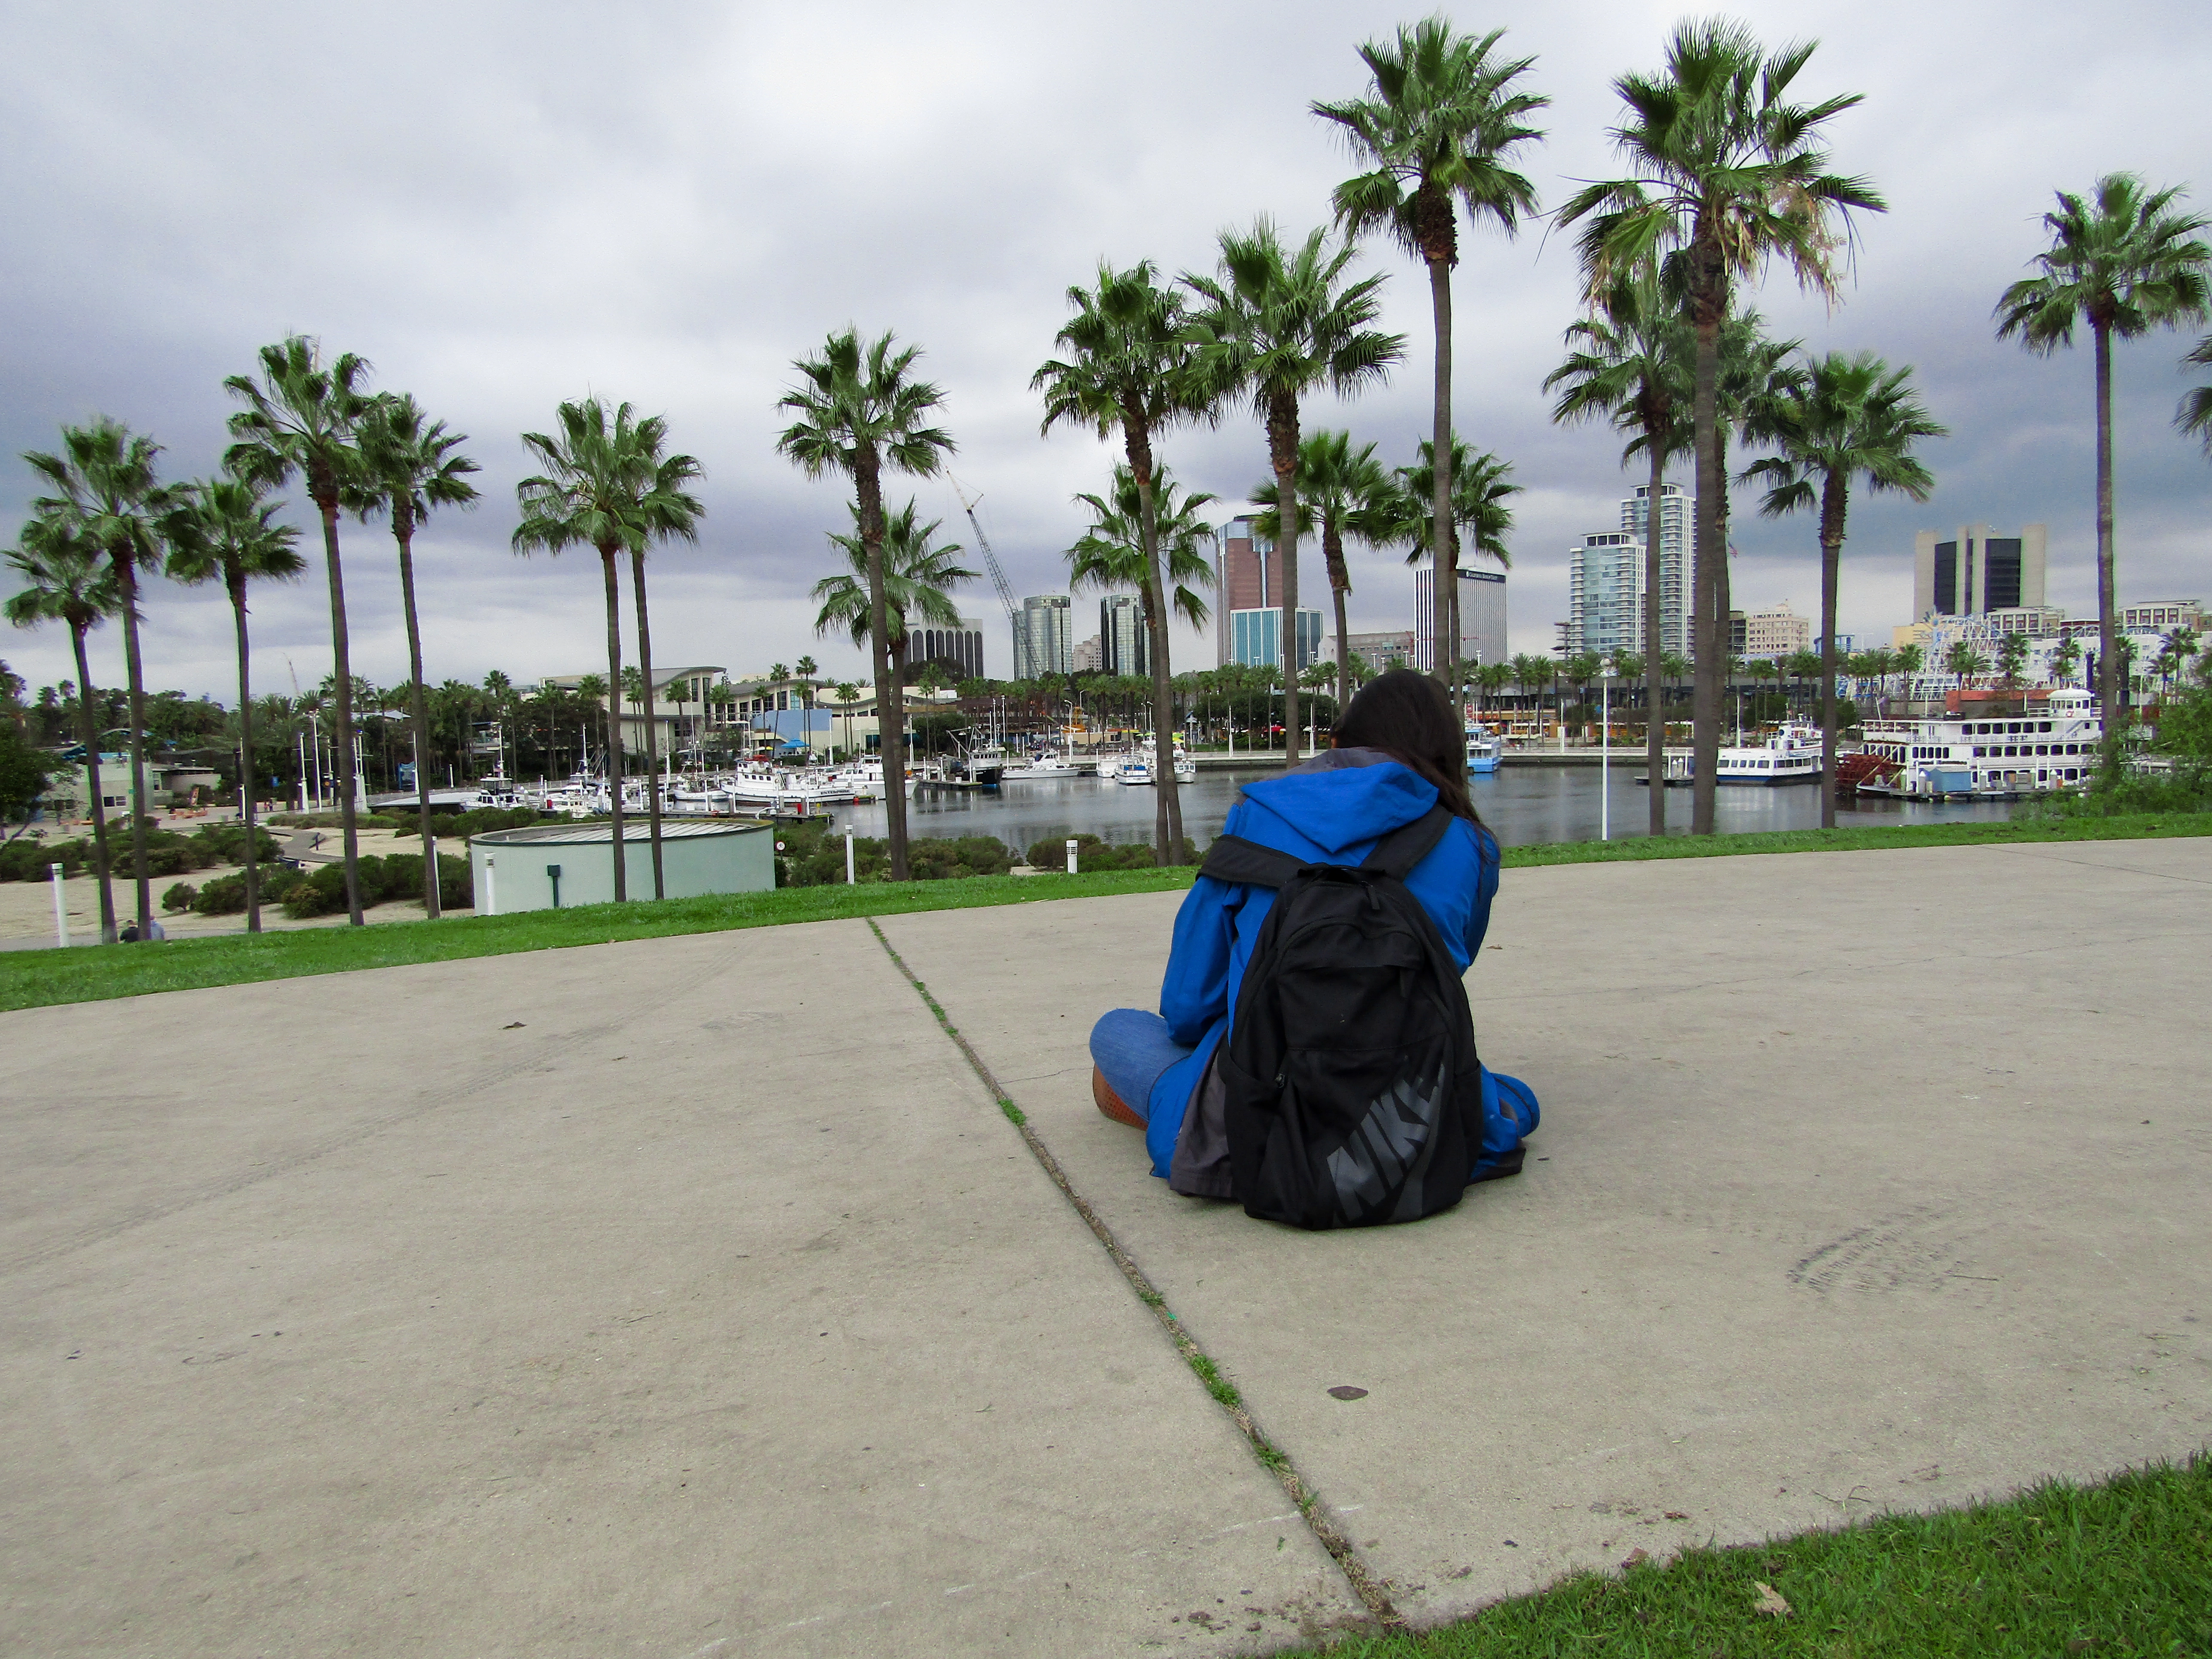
1183 220 1404 764
350 393 479 916
1034 261 1207 863
513 399 704 902
2181 335 2212 453
778 330 954 882
1248 431 1396 706
812 502 976 708
1945 641 1990 686
159 477 304 932
1996 631 2033 692
1068 467 1217 723
1996 174 2211 735
1316 19 1545 685
1560 20 1881 834
24 417 184 939
1743 350 1943 825
4 513 122 941
223 336 374 922
1545 274 1693 835
1390 438 1519 710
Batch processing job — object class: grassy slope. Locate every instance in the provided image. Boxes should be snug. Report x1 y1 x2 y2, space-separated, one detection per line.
1302 1455 2211 1659
4 813 2207 1014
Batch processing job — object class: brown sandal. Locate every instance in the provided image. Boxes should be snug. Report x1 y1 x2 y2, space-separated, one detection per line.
1092 1065 1146 1128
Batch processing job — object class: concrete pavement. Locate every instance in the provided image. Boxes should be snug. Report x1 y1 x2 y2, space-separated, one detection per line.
3 836 2208 1653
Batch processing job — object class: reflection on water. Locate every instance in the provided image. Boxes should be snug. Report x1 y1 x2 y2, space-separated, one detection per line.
827 763 2017 854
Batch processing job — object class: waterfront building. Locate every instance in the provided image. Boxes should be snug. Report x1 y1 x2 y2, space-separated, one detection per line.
1913 524 2048 618
1100 593 1149 677
1413 566 1508 669
1017 594 1073 678
1621 482 1690 657
1072 633 1103 674
1214 514 1282 667
909 617 984 681
1231 607 1323 672
2121 599 2204 632
1742 604 1811 658
1341 629 1416 671
544 665 727 756
1561 532 1642 659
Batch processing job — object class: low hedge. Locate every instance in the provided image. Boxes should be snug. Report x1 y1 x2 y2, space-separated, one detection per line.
1025 832 1197 873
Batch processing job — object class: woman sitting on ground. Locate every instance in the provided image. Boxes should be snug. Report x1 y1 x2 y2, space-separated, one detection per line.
1090 668 1502 1195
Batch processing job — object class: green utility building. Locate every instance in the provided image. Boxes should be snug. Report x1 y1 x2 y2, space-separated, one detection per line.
468 821 775 914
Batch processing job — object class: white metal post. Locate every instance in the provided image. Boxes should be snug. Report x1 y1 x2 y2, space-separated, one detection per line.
51 863 69 948
1066 838 1079 875
483 854 496 917
1600 674 1611 843
845 831 855 885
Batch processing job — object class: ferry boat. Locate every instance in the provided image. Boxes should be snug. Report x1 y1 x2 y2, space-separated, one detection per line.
1659 718 1822 786
1465 723 1502 775
1854 688 2101 798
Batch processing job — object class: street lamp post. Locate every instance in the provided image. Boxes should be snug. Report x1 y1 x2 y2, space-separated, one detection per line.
1600 666 1613 843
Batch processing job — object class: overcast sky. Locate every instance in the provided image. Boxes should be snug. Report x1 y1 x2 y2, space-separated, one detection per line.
4 0 2209 704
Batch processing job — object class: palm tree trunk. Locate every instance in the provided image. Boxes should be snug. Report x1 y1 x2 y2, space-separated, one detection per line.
1645 447 1667 838
1325 521 1352 712
70 623 118 944
1269 394 1303 766
1691 315 1722 836
111 559 155 939
1428 255 1453 687
857 450 908 880
1819 479 1846 831
393 517 440 919
314 495 365 925
228 576 263 933
630 549 666 899
2094 320 2119 750
1127 422 1181 864
598 544 629 902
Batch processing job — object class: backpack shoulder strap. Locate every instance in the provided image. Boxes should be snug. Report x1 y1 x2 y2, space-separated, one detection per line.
1199 834 1307 890
1361 805 1455 881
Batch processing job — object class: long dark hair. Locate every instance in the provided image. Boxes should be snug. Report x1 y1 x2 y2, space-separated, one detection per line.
1332 669 1482 826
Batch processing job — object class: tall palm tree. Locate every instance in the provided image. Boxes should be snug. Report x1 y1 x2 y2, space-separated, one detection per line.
159 476 304 932
1249 431 1396 708
4 513 122 941
1068 467 1217 724
1316 19 1545 685
2181 335 2212 453
1034 260 1206 863
812 501 976 702
1560 20 1881 834
513 399 704 902
1545 274 1693 835
223 336 374 922
1183 220 1403 764
24 418 183 939
1743 351 1943 826
778 330 954 882
1390 440 1519 712
1996 174 2211 735
350 393 479 916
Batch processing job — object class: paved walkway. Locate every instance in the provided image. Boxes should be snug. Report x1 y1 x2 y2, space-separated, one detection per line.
3 839 2208 1656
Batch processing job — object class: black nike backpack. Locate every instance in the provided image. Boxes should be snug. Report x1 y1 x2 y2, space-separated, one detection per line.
1199 806 1496 1230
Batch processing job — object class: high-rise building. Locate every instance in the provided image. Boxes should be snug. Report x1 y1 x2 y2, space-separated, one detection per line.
1741 604 1811 658
1230 608 1323 671
1414 566 1509 668
1562 533 1643 659
1017 594 1073 678
1341 629 1416 671
1215 514 1282 666
1620 481 1690 657
1072 633 1103 674
1100 593 1148 677
1914 525 2048 618
908 617 984 681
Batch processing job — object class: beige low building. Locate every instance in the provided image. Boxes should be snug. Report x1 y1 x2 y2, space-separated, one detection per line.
1742 604 1811 658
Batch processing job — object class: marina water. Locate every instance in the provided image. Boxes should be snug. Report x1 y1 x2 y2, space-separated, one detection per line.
828 765 2018 854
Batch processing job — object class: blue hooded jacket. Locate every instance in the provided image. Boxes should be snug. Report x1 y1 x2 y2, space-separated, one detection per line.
1143 750 1501 1177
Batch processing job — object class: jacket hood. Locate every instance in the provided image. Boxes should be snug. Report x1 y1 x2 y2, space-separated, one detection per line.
1236 747 1440 855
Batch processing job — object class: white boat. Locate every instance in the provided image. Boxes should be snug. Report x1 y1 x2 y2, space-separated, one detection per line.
1002 750 1078 781
1114 739 1194 786
1465 723 1502 776
1115 755 1153 785
1853 688 2103 798
1661 718 1822 786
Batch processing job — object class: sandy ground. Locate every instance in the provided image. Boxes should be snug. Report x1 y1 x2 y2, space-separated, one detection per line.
0 824 448 945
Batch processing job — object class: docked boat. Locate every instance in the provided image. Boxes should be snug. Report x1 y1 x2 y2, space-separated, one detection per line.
1001 750 1079 781
1115 754 1153 786
1854 688 2102 799
1113 739 1193 786
1465 723 1502 776
1658 718 1822 786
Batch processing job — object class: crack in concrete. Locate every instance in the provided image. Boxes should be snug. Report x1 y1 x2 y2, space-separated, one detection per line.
864 918 1404 1637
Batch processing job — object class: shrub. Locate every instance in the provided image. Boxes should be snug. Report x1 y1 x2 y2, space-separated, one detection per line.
1025 832 1195 872
189 865 307 915
190 822 283 865
276 851 473 918
775 819 1015 886
386 806 543 840
162 881 198 913
264 812 404 830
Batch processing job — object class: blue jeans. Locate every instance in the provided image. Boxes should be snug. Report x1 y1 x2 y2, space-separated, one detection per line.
1089 1009 1193 1126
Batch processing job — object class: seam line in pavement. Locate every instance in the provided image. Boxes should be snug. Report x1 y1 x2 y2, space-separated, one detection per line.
864 917 1404 1635
1984 843 2212 885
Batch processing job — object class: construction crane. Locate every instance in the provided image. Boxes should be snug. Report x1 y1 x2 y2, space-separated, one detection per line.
949 475 1027 679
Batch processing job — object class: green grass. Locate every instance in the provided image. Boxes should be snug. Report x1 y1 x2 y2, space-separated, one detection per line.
1295 1454 2212 1659
5 813 2207 1013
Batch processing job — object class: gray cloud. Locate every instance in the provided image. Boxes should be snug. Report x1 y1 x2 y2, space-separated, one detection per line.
4 0 2208 704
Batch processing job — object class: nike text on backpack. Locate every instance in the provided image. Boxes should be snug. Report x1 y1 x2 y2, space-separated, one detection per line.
1198 805 1537 1230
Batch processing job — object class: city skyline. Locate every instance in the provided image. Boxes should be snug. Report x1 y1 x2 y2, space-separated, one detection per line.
3 1 2208 704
